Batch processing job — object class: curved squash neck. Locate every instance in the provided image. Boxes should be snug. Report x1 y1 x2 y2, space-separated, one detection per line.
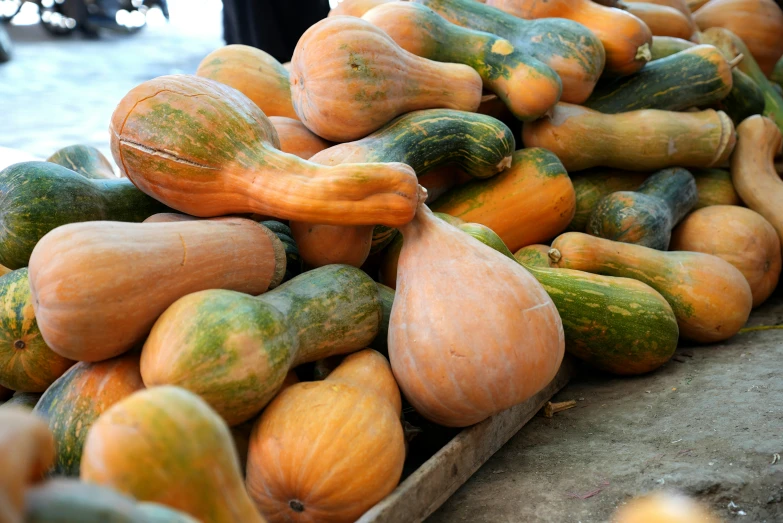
325 351 402 414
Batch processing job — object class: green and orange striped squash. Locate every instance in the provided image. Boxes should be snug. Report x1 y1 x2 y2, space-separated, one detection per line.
47 145 116 179
567 170 650 232
692 169 742 208
513 244 551 268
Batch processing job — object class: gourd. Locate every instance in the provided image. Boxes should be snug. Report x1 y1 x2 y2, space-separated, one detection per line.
110 74 421 226
692 169 742 208
246 350 405 522
485 0 652 76
584 46 733 113
730 115 783 247
1 392 41 410
363 2 563 121
412 0 606 103
568 170 649 232
671 205 781 307
623 3 695 39
513 244 551 267
140 265 383 426
0 269 74 392
290 16 483 141
693 0 783 76
370 283 395 353
329 0 391 16
269 116 331 159
522 103 736 172
33 351 145 477
614 492 720 523
388 202 564 427
772 55 783 86
0 162 168 269
549 232 753 343
29 218 287 362
195 44 297 119
431 148 575 252
587 168 698 250
626 0 692 15
47 145 115 179
80 386 265 523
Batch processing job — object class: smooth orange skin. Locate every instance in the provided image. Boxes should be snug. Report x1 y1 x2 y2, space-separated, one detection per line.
487 0 653 75
626 0 693 16
613 492 720 523
290 222 373 268
671 205 781 307
290 17 482 142
389 204 565 427
694 0 783 75
328 0 392 17
269 117 332 160
625 3 695 39
196 45 297 119
246 350 404 523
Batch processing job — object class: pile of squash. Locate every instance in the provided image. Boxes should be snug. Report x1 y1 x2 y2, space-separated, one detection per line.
3 0 783 521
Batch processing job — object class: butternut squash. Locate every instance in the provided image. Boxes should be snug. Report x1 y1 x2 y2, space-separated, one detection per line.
329 0 391 17
623 2 695 39
693 169 742 208
268 116 331 159
568 170 649 232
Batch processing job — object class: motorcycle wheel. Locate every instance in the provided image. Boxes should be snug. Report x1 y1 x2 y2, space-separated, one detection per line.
0 0 22 23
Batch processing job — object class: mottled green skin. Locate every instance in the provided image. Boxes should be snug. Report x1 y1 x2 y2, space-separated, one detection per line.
649 36 694 60
692 168 741 209
567 170 649 232
260 220 302 284
370 283 395 354
772 55 783 87
0 162 169 269
585 50 732 113
513 245 551 268
0 391 41 410
47 145 116 179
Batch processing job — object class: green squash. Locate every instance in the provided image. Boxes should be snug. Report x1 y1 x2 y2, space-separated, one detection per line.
513 245 551 268
567 169 649 232
771 55 783 87
649 36 694 60
370 283 394 354
260 220 302 284
46 145 116 179
0 162 168 269
692 168 742 209
140 265 383 425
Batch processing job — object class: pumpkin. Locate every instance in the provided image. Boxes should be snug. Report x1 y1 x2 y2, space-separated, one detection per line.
692 169 742 208
413 0 606 103
522 103 736 172
623 3 695 39
289 222 373 269
0 162 168 270
141 265 383 425
486 0 652 76
613 492 720 523
363 2 562 121
46 145 115 179
693 0 783 76
111 75 421 227
80 386 264 522
671 205 781 307
584 45 733 113
246 350 404 522
1 392 41 410
0 269 74 393
195 44 297 119
268 116 331 160
567 170 649 232
33 351 145 477
29 218 287 362
329 0 391 16
388 202 564 426
513 244 552 268
587 168 698 250
290 16 482 141
549 232 753 343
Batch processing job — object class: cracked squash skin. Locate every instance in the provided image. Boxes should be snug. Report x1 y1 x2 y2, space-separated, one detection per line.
110 74 420 227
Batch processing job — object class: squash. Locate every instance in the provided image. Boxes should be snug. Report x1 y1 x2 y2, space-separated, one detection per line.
649 36 694 60
587 168 698 250
33 351 145 477
485 0 652 76
772 55 783 86
568 170 649 232
141 265 383 425
522 103 736 171
388 202 564 427
290 109 515 268
413 0 606 103
730 115 783 248
671 205 781 307
513 245 552 267
80 386 264 522
1 392 41 410
195 44 297 119
370 283 395 353
46 145 115 179
623 3 695 39
688 0 711 9
432 149 575 252
627 0 693 15
363 2 562 121
692 168 742 208
549 232 753 342
614 492 720 523
693 0 783 76
111 75 421 227
268 117 331 159
29 218 287 362
246 350 404 522
290 16 482 141
0 162 168 270
136 503 201 523
259 221 303 284
329 0 391 16
417 165 466 203
584 45 733 113
0 269 74 393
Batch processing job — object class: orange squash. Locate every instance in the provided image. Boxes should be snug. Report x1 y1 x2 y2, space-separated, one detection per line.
693 169 742 209
246 350 404 522
671 205 781 307
487 0 653 75
693 0 783 75
513 244 552 267
613 492 720 523
624 3 695 39
110 75 420 226
29 218 287 362
196 45 297 119
389 203 564 426
268 117 331 160
626 0 693 16
289 222 373 269
290 16 482 141
80 386 265 523
329 0 392 16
